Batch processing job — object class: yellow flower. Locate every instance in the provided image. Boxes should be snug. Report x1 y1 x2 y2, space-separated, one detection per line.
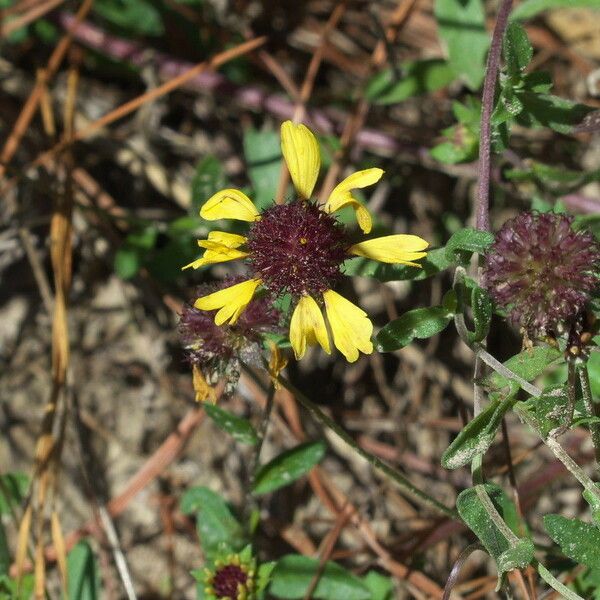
186 121 429 362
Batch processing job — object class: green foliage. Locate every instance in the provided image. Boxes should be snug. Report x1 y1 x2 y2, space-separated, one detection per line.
505 161 600 195
191 155 228 214
243 127 283 211
434 0 489 90
93 0 164 36
504 22 533 76
362 572 394 600
444 227 495 263
511 0 600 21
544 515 600 570
376 305 454 352
365 60 455 105
517 384 568 438
269 555 371 600
441 395 517 469
180 487 246 557
469 285 492 343
457 484 532 574
430 98 481 164
484 346 562 395
203 403 259 445
0 472 28 515
252 441 326 495
0 574 34 600
67 541 101 600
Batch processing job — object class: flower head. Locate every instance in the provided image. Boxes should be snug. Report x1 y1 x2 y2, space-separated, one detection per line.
483 211 600 336
179 279 280 394
200 551 256 600
185 121 429 362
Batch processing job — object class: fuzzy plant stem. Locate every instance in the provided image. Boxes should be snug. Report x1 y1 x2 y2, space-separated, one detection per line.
277 374 458 520
578 363 600 466
475 0 513 231
537 563 585 600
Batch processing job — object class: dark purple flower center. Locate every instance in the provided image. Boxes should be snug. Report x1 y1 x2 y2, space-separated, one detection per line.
212 564 248 599
246 200 349 297
483 211 600 335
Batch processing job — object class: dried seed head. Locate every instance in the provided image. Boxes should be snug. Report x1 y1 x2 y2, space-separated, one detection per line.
483 211 600 336
247 200 349 297
179 279 280 370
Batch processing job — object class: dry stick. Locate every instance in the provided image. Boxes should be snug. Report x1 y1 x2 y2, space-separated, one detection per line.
273 1 348 204
0 0 94 180
1 35 267 195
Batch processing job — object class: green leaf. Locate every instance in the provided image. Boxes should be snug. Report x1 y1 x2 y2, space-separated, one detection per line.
517 93 593 134
203 403 259 445
191 155 227 214
362 571 394 600
376 307 453 352
93 0 164 36
445 228 495 262
544 515 600 569
517 384 567 437
0 522 9 576
434 0 489 90
343 246 453 282
366 60 455 105
457 484 527 565
503 22 533 75
114 247 141 279
269 555 370 600
470 285 492 343
497 539 535 572
0 473 28 515
253 441 326 496
511 0 600 21
126 226 158 250
243 128 282 211
67 541 101 600
179 487 245 556
441 396 516 469
484 346 562 393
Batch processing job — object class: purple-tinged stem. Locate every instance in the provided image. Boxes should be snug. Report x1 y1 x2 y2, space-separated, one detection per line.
475 0 513 232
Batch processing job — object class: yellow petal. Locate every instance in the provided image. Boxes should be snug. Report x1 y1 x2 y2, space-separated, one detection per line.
324 168 383 233
289 295 331 359
194 279 261 325
348 234 429 266
323 290 373 362
281 121 321 199
200 189 259 222
204 231 247 248
182 240 247 270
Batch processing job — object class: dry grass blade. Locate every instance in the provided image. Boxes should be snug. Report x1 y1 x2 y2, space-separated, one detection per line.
51 511 68 595
0 0 93 179
15 504 32 583
0 0 65 37
4 35 267 190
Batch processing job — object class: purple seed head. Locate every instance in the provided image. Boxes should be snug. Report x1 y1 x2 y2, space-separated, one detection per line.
483 211 600 336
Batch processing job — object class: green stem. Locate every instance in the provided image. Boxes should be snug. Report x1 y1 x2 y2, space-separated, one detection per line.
578 363 600 467
537 562 585 600
246 383 275 523
277 374 458 520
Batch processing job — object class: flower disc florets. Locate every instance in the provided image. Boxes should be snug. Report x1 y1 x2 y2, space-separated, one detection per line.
483 211 600 336
201 552 256 600
247 200 348 297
